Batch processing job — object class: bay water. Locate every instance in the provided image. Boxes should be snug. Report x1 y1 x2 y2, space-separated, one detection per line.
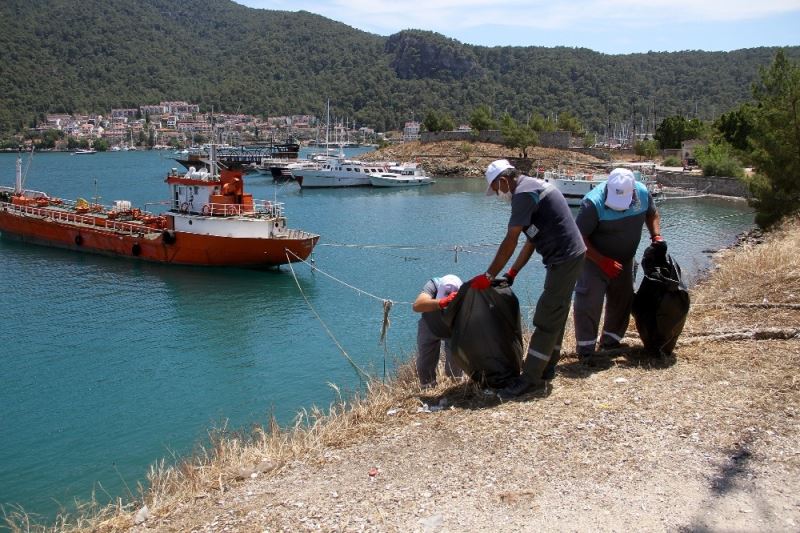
0 150 754 521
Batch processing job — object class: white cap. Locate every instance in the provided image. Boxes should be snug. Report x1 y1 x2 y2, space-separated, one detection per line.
435 275 463 299
604 168 635 211
485 159 514 196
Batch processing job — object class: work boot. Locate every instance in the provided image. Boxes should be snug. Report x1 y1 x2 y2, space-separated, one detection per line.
496 375 549 401
599 340 629 352
580 352 612 369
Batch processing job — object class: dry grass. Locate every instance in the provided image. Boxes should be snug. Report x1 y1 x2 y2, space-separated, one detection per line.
6 218 800 532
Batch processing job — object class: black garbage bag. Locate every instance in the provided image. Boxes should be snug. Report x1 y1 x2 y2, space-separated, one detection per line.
441 280 523 388
632 244 690 356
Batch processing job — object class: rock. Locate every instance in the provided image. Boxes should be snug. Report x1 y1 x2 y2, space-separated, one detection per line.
133 505 150 525
419 514 444 531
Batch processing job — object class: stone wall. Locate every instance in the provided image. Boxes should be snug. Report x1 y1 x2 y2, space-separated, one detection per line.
656 171 750 198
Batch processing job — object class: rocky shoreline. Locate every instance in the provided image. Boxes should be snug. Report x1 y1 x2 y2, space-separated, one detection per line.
360 141 609 177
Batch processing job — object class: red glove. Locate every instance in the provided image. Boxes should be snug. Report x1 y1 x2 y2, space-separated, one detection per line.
438 291 458 309
469 273 492 291
598 257 623 279
502 268 518 286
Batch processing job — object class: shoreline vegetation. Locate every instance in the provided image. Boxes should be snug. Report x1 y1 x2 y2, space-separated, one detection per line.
6 171 799 533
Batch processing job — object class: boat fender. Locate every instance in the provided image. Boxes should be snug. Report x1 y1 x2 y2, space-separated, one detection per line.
132 243 141 256
74 235 83 246
162 230 176 244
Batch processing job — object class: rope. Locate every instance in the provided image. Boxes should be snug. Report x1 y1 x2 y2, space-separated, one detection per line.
285 252 371 382
285 249 414 305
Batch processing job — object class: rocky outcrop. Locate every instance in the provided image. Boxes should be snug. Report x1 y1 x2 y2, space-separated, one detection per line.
360 141 608 177
385 30 482 80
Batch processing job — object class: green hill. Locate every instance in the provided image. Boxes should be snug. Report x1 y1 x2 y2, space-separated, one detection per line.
0 0 797 136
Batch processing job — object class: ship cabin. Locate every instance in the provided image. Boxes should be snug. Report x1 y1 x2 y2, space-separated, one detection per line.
165 166 255 217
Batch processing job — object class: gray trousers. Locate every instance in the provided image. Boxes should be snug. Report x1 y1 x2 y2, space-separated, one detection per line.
573 257 635 355
522 253 585 383
416 318 463 386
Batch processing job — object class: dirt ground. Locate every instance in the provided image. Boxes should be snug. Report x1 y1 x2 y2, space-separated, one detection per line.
112 221 800 532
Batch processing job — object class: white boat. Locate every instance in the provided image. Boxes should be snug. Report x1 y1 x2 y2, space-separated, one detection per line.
539 168 661 206
540 170 607 206
294 158 391 188
74 149 97 155
369 173 434 187
370 163 434 187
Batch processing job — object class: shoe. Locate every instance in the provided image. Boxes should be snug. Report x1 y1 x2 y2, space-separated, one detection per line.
496 375 548 401
579 353 612 369
599 340 629 351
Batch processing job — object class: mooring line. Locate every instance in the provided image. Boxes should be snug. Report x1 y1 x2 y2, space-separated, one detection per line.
285 249 414 305
285 252 372 382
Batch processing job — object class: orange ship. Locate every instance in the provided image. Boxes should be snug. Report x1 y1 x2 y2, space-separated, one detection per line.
0 153 319 267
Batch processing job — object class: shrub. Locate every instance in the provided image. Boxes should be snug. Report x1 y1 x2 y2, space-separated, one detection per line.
663 155 681 167
695 142 744 178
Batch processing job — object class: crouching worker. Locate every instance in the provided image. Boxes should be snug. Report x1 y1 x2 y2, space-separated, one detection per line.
412 274 464 388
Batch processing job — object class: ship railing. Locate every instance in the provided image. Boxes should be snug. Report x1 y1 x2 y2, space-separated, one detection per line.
2 201 162 236
189 200 285 219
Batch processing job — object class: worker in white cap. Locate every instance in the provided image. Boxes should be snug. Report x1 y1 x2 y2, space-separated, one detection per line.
470 160 586 400
573 167 664 364
412 274 464 388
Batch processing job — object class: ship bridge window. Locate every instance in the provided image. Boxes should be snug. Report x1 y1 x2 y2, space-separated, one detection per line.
354 168 360 172
194 186 199 194
346 167 353 172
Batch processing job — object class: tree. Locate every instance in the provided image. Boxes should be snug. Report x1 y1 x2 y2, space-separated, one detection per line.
499 113 538 158
633 139 658 159
654 116 707 149
529 113 555 133
746 50 800 228
556 111 583 135
469 105 496 131
715 104 756 152
422 110 454 132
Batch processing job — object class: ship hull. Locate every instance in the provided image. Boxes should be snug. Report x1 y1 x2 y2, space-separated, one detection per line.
0 209 318 267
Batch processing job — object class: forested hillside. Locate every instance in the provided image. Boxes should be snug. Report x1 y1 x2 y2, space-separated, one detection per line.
0 0 797 136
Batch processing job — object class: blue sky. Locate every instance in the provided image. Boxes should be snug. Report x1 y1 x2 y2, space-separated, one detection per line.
236 0 800 54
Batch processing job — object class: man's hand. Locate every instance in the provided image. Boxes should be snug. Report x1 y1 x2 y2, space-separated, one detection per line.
598 257 623 279
469 273 492 291
437 291 458 309
499 268 518 287
651 234 667 251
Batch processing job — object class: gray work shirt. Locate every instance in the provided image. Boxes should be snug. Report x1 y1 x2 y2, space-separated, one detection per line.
508 175 586 266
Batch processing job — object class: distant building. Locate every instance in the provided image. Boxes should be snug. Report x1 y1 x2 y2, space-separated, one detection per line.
403 121 420 142
111 108 138 120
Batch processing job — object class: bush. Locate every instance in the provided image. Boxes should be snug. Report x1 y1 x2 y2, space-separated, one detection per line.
695 142 744 178
662 156 681 167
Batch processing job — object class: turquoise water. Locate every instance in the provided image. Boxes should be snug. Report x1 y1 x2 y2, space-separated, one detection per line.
0 150 753 521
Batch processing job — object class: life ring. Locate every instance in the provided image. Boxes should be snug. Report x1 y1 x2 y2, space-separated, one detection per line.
201 204 211 216
179 202 189 214
74 235 83 246
131 243 141 256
